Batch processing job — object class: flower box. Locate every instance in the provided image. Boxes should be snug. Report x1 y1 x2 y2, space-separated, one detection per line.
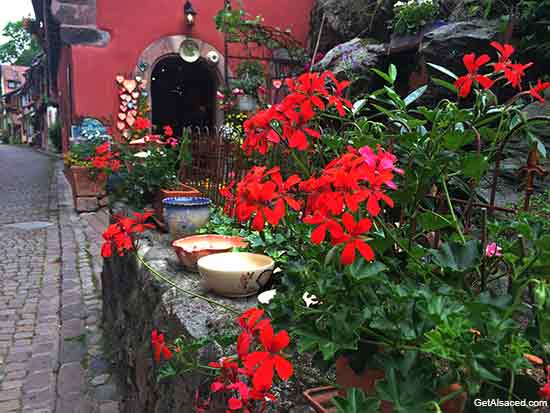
65 165 106 197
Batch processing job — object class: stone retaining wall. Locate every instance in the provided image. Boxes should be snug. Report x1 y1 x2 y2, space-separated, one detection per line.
101 233 315 413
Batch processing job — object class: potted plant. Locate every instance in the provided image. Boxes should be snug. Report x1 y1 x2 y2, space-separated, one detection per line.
117 127 200 218
63 137 112 198
233 60 266 112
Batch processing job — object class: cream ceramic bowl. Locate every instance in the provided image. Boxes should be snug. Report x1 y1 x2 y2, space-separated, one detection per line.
197 252 274 298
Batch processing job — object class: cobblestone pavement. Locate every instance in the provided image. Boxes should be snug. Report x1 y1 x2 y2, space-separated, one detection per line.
0 145 121 413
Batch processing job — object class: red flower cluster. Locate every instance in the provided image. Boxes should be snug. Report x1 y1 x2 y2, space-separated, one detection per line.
90 142 121 173
134 117 151 131
242 71 351 155
151 330 173 362
101 212 154 258
222 145 401 265
454 42 549 102
207 308 293 412
302 145 402 264
221 166 301 231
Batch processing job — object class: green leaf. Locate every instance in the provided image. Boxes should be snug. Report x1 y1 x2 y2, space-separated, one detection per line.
430 240 481 272
536 235 550 251
462 153 489 181
352 99 367 114
417 211 453 231
371 68 392 84
442 130 476 150
427 63 458 80
389 64 398 84
432 77 458 93
404 85 428 107
348 260 388 280
333 388 380 413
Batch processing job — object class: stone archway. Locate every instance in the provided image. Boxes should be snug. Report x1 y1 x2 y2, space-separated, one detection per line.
134 36 227 130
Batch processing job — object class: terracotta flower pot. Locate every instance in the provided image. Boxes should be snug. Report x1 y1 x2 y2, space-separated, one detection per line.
334 357 466 413
153 183 201 221
66 165 106 197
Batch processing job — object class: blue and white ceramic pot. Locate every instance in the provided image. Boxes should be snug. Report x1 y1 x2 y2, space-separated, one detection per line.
162 197 211 238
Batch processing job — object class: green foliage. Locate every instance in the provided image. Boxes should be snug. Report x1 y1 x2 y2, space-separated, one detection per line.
391 0 439 35
233 60 266 96
48 122 62 153
239 60 550 410
0 20 42 65
118 144 183 209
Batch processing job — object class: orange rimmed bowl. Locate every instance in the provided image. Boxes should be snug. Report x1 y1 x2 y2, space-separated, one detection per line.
172 234 248 272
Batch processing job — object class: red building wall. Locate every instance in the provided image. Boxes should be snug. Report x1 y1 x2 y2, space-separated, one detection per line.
59 0 315 144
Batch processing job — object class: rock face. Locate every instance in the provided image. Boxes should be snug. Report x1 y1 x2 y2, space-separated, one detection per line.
310 0 394 51
420 19 501 74
316 19 500 99
102 232 316 412
315 38 387 76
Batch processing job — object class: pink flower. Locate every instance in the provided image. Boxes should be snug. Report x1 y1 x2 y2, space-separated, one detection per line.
485 242 502 257
233 88 245 96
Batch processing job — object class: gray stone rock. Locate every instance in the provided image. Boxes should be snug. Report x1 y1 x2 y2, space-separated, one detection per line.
75 197 99 213
421 19 500 73
315 38 387 76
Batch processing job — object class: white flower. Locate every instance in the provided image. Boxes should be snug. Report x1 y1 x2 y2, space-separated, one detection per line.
258 289 277 304
303 292 320 308
134 151 151 158
394 1 405 7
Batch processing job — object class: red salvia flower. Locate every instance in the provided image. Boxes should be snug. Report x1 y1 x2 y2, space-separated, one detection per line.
331 212 375 265
151 330 172 362
454 53 494 98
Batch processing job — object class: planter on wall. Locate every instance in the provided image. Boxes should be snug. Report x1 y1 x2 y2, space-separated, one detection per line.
304 356 466 413
237 95 258 112
162 196 211 239
66 165 106 197
153 183 202 221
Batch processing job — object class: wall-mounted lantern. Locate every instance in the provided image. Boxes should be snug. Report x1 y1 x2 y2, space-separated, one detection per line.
184 1 197 26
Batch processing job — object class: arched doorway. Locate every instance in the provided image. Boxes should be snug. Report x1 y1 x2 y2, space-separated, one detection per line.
151 56 216 136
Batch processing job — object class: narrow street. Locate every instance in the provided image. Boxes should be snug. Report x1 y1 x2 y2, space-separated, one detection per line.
0 145 120 413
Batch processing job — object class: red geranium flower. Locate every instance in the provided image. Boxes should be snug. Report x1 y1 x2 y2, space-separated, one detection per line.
529 80 550 103
303 212 343 244
151 330 172 362
539 366 550 400
243 323 293 392
331 212 375 265
134 117 151 131
129 212 155 233
454 53 494 98
163 125 174 137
